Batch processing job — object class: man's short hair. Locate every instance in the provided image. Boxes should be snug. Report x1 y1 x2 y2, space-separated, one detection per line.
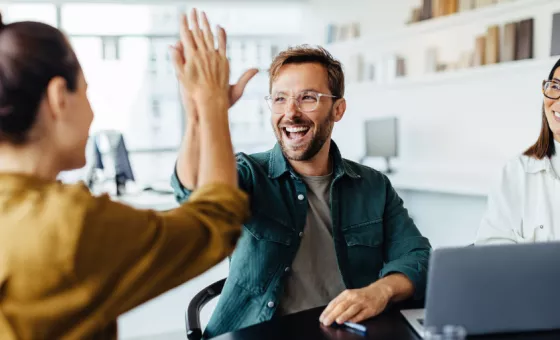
268 45 345 98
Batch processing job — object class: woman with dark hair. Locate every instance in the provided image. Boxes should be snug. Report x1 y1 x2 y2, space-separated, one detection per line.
476 58 560 245
0 9 249 339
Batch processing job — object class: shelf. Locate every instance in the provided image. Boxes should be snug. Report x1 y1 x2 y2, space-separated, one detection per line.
326 0 556 52
345 56 558 91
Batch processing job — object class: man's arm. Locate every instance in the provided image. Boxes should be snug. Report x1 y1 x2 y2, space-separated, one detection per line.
320 176 431 326
170 41 258 193
377 177 431 300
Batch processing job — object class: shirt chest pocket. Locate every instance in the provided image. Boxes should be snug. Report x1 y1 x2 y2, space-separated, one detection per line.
229 212 293 295
517 220 554 243
343 219 385 273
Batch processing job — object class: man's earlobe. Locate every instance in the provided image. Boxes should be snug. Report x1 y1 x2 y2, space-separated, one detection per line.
334 98 346 122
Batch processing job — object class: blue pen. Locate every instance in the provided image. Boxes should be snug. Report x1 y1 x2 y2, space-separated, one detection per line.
343 321 367 334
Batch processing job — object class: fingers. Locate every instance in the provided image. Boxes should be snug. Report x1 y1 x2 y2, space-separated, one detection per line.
321 299 351 326
334 304 362 324
179 14 195 56
189 8 206 52
319 299 337 323
237 68 259 88
349 309 376 324
217 25 227 57
169 44 184 76
200 11 215 51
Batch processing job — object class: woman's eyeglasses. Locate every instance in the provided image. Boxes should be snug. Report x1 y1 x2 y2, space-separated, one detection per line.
542 80 560 100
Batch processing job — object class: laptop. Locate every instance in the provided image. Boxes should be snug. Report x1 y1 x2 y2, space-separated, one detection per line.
401 241 560 337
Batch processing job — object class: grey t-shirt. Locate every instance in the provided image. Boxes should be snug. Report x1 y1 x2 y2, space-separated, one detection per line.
277 172 346 316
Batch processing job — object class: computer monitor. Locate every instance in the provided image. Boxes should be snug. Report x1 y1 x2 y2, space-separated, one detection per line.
87 130 135 196
362 117 398 173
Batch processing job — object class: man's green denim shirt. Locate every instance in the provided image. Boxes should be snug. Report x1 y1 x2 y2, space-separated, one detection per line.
171 141 432 338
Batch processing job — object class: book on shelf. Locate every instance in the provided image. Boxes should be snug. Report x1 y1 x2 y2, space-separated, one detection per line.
459 0 474 11
474 35 486 66
445 0 458 15
501 22 517 62
348 54 365 82
367 64 375 81
386 55 407 80
432 0 445 17
350 22 361 38
396 57 407 77
515 18 534 60
551 12 560 56
326 24 336 44
421 0 433 20
485 25 500 64
474 0 494 8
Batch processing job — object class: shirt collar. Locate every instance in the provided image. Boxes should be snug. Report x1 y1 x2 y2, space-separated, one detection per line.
268 140 360 180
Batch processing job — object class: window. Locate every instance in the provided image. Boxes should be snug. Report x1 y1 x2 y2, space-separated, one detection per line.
0 3 57 26
61 4 179 35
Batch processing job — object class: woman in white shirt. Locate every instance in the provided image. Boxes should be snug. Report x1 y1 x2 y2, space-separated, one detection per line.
476 58 560 245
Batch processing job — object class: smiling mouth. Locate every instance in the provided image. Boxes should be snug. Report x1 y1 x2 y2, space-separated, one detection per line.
555 111 560 119
281 125 311 143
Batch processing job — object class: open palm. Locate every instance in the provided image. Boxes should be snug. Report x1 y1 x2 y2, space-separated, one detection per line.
170 40 258 111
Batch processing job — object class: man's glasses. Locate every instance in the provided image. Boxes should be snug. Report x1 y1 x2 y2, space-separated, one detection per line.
542 80 560 100
265 90 338 113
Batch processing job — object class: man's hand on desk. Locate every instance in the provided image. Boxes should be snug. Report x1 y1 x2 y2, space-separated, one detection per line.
319 283 391 326
319 273 414 326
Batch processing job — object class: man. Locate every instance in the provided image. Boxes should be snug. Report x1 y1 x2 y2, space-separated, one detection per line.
171 44 432 338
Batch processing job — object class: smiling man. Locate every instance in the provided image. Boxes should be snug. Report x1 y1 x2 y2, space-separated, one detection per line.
171 45 432 338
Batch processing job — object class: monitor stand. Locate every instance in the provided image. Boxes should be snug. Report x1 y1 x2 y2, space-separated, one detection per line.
384 157 395 174
359 156 395 174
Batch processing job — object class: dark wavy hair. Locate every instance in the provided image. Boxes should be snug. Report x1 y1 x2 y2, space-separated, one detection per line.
0 12 80 144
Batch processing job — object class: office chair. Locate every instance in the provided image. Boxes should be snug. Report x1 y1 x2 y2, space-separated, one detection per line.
186 278 226 340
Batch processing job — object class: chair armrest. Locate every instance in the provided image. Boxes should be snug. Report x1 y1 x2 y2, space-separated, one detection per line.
185 278 226 340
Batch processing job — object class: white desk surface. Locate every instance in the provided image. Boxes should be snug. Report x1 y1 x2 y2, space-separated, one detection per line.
386 169 498 197
114 191 178 211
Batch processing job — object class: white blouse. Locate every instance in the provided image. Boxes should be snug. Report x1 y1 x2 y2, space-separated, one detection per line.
476 148 560 245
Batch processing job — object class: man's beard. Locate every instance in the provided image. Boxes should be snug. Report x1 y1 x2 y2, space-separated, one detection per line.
274 109 334 161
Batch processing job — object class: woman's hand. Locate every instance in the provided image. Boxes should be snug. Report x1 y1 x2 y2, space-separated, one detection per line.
176 9 230 110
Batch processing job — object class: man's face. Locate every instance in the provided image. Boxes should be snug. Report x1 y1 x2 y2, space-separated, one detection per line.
269 63 343 161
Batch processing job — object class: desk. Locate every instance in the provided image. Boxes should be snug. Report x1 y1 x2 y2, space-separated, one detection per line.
114 191 178 211
212 306 560 340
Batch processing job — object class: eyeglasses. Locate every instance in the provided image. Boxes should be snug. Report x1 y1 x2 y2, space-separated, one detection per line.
265 90 338 113
542 80 560 100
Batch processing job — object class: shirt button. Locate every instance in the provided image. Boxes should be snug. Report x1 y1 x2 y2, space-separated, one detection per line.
540 225 544 229
267 301 275 308
297 194 304 201
299 232 304 237
284 267 290 273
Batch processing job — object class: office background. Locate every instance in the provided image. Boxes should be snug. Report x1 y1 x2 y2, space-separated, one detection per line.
1 0 559 338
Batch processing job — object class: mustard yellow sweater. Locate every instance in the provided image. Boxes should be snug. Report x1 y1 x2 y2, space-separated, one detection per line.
0 173 249 339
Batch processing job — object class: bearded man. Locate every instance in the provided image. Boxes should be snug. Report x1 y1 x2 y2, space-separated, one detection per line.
171 45 432 339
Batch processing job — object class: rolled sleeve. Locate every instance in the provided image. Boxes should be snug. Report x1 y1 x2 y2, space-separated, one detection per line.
170 154 254 205
170 165 194 204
